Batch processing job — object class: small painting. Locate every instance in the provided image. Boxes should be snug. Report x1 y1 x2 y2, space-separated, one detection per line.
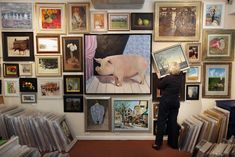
21 93 37 103
108 13 130 31
4 79 19 96
186 85 199 100
3 63 19 78
19 78 37 92
185 43 201 63
90 11 107 32
203 2 225 29
19 63 32 76
186 65 201 83
131 13 153 30
36 36 60 54
63 75 83 94
64 95 83 112
38 78 62 99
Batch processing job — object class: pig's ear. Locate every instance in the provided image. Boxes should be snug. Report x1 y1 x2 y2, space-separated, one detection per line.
94 58 102 63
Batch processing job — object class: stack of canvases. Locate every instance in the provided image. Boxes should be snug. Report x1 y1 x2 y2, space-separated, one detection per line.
192 136 235 157
178 106 230 153
0 105 77 152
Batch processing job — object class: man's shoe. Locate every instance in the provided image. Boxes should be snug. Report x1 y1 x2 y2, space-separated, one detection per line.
152 144 161 150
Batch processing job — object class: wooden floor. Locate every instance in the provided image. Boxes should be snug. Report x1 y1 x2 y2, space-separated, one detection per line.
69 140 191 157
86 75 150 94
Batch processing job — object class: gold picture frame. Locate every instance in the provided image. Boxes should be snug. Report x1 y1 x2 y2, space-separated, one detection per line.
90 11 108 32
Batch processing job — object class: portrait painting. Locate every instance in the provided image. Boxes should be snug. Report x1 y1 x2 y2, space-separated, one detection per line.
85 97 111 132
38 78 62 99
112 98 150 132
85 34 151 95
1 2 33 30
185 43 201 63
64 95 83 112
62 37 83 72
152 44 190 78
186 85 199 100
186 65 201 83
68 3 90 33
154 1 201 41
108 13 130 31
19 78 37 92
203 29 234 61
4 79 19 96
90 11 107 32
203 2 225 29
203 63 231 98
63 75 83 94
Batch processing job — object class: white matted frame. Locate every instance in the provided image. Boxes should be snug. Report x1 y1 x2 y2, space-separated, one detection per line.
186 65 201 83
4 79 19 97
203 1 225 29
21 93 37 103
37 78 63 99
19 63 33 76
112 97 151 132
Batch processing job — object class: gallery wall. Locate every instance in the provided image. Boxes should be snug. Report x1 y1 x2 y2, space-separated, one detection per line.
0 0 235 140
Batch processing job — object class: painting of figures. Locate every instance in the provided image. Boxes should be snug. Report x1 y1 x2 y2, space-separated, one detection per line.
85 34 151 95
112 98 150 132
1 2 33 29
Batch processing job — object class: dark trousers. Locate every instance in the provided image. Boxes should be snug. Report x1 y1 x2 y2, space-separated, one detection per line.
155 96 180 148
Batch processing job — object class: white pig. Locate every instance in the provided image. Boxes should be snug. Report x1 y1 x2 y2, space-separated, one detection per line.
95 54 148 86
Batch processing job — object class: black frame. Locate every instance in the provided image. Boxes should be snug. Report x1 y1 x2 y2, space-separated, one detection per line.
2 32 35 61
64 95 83 112
19 78 37 92
63 75 83 94
3 63 19 78
186 84 200 100
131 13 153 30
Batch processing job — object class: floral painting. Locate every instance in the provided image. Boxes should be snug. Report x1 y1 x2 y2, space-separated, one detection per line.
41 8 61 29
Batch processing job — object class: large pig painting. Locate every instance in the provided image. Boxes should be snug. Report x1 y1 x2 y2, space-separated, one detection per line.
85 34 151 94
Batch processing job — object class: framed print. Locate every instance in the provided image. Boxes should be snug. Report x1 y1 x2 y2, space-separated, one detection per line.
108 13 130 31
152 73 186 101
2 32 35 61
131 13 153 30
203 29 235 61
186 65 201 83
185 43 201 63
19 78 37 92
35 55 61 76
3 63 19 77
64 95 83 112
203 2 225 29
38 78 62 99
85 97 111 132
90 11 107 32
0 2 33 30
186 85 199 100
19 63 32 76
152 44 190 78
112 97 151 132
85 34 151 95
36 3 66 34
21 93 37 103
68 3 90 33
203 62 231 98
4 79 19 96
154 1 201 41
63 75 83 94
62 36 83 72
36 35 60 54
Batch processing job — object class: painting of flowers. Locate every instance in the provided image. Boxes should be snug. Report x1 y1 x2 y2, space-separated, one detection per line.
36 3 66 34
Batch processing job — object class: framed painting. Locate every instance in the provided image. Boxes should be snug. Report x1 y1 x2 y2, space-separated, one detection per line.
90 11 108 32
131 13 153 30
36 3 66 34
152 44 190 78
203 2 225 29
108 13 130 31
19 63 32 76
63 75 83 94
38 78 62 99
84 34 152 95
186 85 199 100
21 93 37 103
203 62 231 98
85 97 111 132
68 3 90 33
153 102 159 119
185 43 201 63
4 79 19 96
154 1 201 41
19 78 37 92
36 35 60 54
2 32 35 61
62 36 83 72
64 95 83 112
186 65 201 83
203 29 235 61
35 55 61 76
152 73 186 101
3 63 19 78
112 97 151 132
0 2 33 30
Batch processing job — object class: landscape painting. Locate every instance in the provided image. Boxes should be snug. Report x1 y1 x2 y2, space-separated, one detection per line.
85 34 151 95
186 66 201 83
